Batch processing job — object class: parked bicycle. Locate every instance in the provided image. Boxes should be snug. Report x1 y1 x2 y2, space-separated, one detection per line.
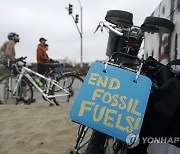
44 61 83 99
70 10 176 154
40 61 83 103
43 60 64 79
0 57 83 105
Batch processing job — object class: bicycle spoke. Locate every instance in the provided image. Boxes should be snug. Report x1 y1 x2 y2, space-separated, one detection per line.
53 74 83 104
0 75 33 105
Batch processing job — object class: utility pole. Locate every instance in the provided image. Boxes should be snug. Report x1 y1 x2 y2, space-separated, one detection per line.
66 1 83 67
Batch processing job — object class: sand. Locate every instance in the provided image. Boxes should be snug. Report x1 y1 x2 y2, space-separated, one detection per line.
0 103 81 154
2 102 180 154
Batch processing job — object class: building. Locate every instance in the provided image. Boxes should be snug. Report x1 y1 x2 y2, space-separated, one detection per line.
144 0 180 64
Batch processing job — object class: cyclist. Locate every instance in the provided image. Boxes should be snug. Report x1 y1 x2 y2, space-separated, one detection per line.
37 42 62 79
0 33 35 104
45 44 54 62
36 37 49 75
0 32 19 63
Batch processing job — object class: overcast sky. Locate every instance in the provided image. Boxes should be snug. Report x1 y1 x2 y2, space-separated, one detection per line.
0 0 162 63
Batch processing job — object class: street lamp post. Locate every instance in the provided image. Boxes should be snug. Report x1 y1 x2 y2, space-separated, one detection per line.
66 1 83 67
78 0 83 68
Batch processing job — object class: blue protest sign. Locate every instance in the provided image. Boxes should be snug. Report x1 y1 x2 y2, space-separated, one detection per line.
70 61 152 143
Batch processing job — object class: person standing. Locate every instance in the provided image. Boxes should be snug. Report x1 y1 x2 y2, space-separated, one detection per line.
0 33 35 104
0 32 19 63
0 33 19 104
45 44 54 62
36 37 48 75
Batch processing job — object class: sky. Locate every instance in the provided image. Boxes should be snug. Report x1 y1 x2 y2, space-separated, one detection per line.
0 0 162 63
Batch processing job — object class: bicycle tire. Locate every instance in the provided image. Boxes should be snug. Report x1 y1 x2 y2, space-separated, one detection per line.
53 74 83 104
0 75 33 105
84 130 107 154
0 75 17 104
84 130 128 154
44 69 61 80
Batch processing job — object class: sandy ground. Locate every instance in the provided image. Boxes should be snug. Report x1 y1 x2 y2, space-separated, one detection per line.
0 102 81 154
1 95 180 154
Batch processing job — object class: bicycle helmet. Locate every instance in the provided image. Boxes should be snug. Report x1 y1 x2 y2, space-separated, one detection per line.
8 32 18 40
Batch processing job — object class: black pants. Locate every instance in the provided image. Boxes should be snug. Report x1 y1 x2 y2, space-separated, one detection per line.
37 64 49 75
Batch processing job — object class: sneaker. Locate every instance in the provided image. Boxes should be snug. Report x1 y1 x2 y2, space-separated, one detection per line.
22 98 36 105
30 99 36 103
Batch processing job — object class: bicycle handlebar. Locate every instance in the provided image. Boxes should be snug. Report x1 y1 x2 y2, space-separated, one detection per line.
94 22 123 37
95 22 166 77
4 56 27 71
12 56 27 63
103 23 123 37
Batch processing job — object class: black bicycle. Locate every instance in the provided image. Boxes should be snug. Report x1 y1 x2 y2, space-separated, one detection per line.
70 10 177 154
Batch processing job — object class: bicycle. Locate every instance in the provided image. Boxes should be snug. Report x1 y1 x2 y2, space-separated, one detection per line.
70 54 167 154
70 10 175 154
42 61 84 103
0 57 82 105
0 57 33 104
44 61 83 95
43 60 64 79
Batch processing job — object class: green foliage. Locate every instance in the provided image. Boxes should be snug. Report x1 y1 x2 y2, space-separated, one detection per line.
64 63 90 76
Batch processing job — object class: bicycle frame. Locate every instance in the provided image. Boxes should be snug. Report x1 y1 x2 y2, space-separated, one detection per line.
71 125 124 154
13 66 70 104
73 126 90 152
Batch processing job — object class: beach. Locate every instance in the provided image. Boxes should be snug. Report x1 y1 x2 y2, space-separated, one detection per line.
0 103 80 154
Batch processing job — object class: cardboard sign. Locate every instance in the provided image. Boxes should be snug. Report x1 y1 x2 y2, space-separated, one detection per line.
70 62 152 143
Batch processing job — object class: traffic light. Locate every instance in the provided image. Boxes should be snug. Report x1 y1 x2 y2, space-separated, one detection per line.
75 14 79 23
68 4 73 15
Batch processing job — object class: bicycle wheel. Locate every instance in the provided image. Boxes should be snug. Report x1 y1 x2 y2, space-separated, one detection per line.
44 69 61 80
84 130 107 154
0 75 16 104
85 130 128 154
0 75 33 105
53 74 83 104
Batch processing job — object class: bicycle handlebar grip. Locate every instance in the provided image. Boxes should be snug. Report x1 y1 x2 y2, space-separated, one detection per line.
13 56 27 63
